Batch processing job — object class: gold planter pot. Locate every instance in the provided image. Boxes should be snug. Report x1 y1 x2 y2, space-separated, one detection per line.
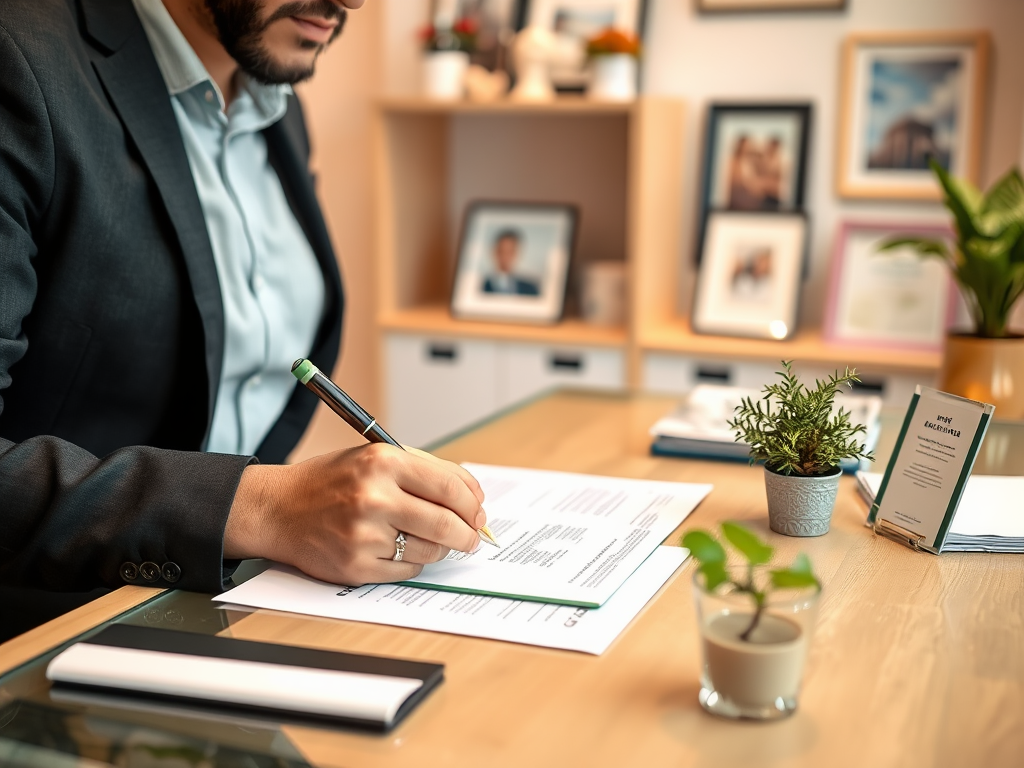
940 334 1024 419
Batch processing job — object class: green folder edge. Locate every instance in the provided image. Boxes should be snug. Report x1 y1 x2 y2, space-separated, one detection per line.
868 387 994 553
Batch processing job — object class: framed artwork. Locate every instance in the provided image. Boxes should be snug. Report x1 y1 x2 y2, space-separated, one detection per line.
517 0 647 91
824 222 955 352
450 201 578 324
837 31 990 200
437 0 520 72
697 0 845 11
692 211 807 340
696 103 812 263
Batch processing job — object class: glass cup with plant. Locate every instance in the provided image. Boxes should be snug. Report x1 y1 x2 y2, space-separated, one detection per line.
684 523 821 720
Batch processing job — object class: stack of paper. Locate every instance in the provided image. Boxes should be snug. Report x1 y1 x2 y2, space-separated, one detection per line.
650 384 882 472
216 465 713 654
857 471 1024 553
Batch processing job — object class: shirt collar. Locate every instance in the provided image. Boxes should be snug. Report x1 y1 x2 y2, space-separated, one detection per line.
131 0 290 116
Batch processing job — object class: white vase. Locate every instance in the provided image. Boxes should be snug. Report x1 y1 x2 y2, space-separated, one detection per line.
422 51 470 101
588 54 637 101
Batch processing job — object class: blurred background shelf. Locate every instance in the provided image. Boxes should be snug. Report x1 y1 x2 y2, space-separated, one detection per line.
380 304 628 347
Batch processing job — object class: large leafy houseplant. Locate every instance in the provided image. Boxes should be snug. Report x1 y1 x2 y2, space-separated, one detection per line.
728 361 874 477
880 161 1024 338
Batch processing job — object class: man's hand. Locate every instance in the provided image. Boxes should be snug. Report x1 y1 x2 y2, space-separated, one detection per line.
224 444 486 585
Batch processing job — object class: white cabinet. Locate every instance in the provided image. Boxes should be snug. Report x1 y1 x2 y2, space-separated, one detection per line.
385 334 626 447
500 343 626 407
385 335 501 448
642 352 933 408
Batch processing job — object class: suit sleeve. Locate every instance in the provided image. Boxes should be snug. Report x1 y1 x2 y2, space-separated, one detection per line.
0 21 251 594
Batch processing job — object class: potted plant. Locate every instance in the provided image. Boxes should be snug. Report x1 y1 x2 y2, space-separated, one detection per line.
683 523 821 720
728 361 873 537
585 28 641 102
880 162 1024 418
419 17 479 100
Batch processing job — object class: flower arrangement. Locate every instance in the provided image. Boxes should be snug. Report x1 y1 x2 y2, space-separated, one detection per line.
585 28 641 58
420 18 479 54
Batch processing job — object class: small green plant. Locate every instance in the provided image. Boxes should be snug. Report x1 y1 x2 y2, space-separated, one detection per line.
879 160 1024 339
728 361 873 477
683 522 819 642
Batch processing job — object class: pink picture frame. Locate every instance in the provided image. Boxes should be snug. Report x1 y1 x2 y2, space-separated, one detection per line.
824 221 958 353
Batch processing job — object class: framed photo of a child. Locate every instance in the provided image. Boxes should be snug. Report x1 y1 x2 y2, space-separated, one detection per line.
450 201 578 324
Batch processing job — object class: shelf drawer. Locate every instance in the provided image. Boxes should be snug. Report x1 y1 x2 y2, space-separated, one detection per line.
642 353 778 394
384 334 501 448
500 343 626 407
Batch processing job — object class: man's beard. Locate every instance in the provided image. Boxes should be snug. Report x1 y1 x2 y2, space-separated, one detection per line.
203 0 347 85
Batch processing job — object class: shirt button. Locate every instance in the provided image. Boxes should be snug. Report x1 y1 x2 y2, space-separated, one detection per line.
139 562 161 582
253 275 264 291
205 89 214 103
161 562 182 584
120 562 139 582
250 375 262 387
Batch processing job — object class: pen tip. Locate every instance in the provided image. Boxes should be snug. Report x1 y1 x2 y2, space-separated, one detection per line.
478 526 500 547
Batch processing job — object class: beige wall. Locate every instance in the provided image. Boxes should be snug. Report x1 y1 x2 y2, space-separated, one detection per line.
288 1 384 463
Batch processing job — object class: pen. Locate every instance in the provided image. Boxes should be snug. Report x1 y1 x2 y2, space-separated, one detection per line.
291 358 500 548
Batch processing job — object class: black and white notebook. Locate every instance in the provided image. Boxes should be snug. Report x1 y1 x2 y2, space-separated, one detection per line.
46 624 444 731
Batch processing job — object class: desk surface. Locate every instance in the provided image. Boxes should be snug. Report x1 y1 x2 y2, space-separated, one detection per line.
2 391 1023 768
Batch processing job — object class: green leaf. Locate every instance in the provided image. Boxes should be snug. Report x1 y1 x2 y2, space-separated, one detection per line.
790 552 813 575
770 568 819 589
876 237 950 261
681 531 725 564
699 561 728 592
721 522 773 565
980 167 1024 233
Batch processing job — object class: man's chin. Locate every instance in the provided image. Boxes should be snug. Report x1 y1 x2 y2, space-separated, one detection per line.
244 51 321 86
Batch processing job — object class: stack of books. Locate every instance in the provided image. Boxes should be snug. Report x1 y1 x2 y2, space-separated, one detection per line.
649 384 883 473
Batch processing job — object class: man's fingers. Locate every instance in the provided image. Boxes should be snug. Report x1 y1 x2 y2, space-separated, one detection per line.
397 453 486 531
385 533 451 565
406 447 486 505
390 496 481 554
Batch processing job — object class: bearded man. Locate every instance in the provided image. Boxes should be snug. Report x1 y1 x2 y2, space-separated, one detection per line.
0 0 487 641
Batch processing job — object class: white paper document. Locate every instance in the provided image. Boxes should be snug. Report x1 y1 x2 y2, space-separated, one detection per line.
216 546 689 655
392 464 710 607
858 472 1024 553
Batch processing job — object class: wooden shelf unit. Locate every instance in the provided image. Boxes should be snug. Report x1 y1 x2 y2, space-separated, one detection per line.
380 304 627 347
638 317 942 373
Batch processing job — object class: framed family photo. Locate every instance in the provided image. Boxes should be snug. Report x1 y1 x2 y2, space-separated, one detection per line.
450 201 578 324
837 31 989 200
824 222 955 352
518 0 647 91
697 0 845 12
696 103 811 263
692 211 807 340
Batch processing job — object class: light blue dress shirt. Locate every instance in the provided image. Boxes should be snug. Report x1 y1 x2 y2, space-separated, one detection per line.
132 0 326 456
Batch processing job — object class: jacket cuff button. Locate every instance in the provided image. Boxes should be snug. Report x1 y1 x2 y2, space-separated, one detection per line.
120 562 139 582
139 561 161 582
161 562 182 584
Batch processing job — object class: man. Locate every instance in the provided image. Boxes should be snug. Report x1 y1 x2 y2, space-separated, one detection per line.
0 0 487 641
481 229 540 296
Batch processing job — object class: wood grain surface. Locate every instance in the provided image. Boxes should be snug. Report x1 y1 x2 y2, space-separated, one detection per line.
6 391 1021 767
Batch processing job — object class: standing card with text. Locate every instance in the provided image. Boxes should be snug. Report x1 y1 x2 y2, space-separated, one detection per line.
868 387 994 553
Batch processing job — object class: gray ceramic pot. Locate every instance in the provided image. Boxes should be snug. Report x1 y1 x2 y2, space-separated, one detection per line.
763 466 842 537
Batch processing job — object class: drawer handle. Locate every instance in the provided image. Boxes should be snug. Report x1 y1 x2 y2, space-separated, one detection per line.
427 343 458 362
695 366 731 383
550 354 584 372
850 379 885 396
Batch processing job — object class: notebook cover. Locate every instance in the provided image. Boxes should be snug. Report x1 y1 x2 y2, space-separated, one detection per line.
49 624 444 731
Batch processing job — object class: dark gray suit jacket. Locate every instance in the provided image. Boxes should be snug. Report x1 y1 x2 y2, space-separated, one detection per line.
0 0 344 634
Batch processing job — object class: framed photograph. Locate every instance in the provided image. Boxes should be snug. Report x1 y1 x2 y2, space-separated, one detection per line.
698 0 845 11
451 201 578 324
439 0 520 72
518 0 647 91
837 31 990 200
692 211 807 340
824 222 955 352
696 103 811 263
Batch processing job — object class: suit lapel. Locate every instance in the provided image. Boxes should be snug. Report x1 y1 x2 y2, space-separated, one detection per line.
84 0 223 435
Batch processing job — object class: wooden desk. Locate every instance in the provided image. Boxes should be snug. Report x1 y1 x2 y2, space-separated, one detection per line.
2 391 1023 767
